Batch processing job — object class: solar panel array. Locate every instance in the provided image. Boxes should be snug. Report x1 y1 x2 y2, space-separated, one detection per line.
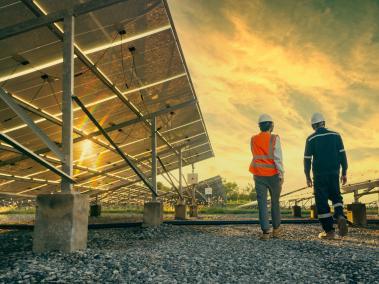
0 0 214 202
194 176 225 204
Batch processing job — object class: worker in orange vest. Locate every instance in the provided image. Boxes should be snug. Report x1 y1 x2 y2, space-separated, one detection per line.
249 114 284 240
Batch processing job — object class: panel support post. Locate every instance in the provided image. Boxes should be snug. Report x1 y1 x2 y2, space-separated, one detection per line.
143 115 162 226
175 147 187 219
61 14 74 192
347 203 367 226
179 147 183 202
151 115 157 200
189 163 198 217
33 14 89 253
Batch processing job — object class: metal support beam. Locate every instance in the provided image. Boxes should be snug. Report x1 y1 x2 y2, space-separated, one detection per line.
342 179 379 193
0 0 129 40
0 172 59 185
61 15 75 192
178 147 183 203
0 92 138 169
157 156 183 199
56 137 204 187
72 96 156 196
0 133 74 183
0 142 130 187
191 164 196 206
354 190 359 203
74 99 196 144
0 88 64 161
0 173 104 193
151 116 158 200
0 192 35 199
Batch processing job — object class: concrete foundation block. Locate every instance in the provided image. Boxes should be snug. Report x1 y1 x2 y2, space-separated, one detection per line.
33 193 89 253
143 201 163 226
90 203 101 217
310 205 318 219
347 203 367 226
175 204 187 220
292 205 302 218
189 205 198 217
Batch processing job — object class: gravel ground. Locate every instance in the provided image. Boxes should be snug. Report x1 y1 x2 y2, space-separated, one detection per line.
0 224 378 283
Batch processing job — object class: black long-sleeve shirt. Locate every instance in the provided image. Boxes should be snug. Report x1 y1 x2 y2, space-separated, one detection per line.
304 127 348 179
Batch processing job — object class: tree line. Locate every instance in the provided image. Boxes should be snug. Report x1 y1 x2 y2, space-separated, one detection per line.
223 180 257 202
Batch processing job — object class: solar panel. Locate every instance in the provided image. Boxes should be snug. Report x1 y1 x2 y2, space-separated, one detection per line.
0 0 214 203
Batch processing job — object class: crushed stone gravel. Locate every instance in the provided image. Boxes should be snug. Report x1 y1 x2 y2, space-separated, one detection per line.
0 224 378 283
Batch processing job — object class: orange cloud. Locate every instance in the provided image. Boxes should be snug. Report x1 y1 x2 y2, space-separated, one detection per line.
168 0 379 200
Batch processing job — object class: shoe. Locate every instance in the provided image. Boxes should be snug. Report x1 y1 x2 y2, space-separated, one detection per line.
259 233 270 240
272 227 282 238
318 231 336 240
337 216 348 237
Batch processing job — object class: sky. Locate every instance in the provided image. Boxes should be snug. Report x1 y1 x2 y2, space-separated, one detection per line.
167 0 379 199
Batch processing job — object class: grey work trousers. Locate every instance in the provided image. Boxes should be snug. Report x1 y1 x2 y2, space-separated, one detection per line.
254 174 282 232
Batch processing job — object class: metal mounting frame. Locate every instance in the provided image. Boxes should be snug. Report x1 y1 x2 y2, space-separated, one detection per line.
0 88 64 161
0 0 130 40
0 0 214 202
72 95 157 196
22 0 194 166
0 133 74 183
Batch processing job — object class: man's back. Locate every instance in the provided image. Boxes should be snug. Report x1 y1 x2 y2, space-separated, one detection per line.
304 127 347 176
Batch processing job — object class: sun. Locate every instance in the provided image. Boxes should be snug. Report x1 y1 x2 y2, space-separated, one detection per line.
79 139 93 162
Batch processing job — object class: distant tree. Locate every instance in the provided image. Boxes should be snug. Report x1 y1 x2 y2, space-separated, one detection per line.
222 179 257 203
244 182 257 201
223 179 239 201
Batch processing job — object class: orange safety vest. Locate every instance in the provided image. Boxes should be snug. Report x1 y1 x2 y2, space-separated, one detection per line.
249 132 279 176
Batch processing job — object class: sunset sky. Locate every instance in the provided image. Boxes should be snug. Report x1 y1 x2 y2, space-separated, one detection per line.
167 0 379 199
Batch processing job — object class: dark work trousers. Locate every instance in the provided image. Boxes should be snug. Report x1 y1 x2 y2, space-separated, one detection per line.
313 174 344 232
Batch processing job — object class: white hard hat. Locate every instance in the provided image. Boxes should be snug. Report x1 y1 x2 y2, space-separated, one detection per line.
258 114 273 123
311 112 325 125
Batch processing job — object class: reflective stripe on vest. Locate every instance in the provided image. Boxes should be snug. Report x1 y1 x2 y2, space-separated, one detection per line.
251 162 276 168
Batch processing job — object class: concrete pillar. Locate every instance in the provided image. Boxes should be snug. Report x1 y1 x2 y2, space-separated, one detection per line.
292 205 302 217
347 203 367 226
310 205 318 219
90 203 101 217
175 204 187 220
189 205 198 217
33 193 89 253
143 201 163 226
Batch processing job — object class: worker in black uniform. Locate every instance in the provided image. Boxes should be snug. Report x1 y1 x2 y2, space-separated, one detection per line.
304 113 348 239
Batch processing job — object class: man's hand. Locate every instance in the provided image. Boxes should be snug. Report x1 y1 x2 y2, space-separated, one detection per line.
279 174 284 186
341 175 347 185
306 178 313 188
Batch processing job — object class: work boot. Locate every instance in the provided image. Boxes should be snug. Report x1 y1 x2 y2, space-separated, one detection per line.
318 231 336 240
337 216 348 237
259 232 270 240
272 227 282 238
